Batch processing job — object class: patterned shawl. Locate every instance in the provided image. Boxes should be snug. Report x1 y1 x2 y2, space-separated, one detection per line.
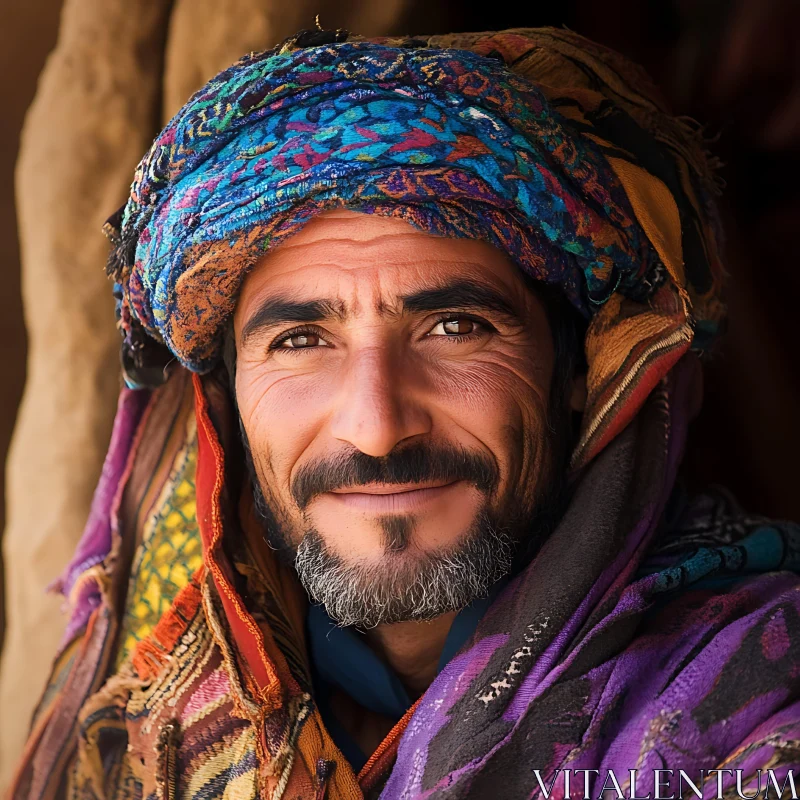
12 27 800 800
14 360 800 800
105 27 724 467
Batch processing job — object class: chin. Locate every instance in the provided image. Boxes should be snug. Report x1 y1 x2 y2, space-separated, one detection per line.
293 519 516 628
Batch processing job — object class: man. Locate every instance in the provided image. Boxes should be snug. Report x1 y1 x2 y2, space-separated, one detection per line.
10 26 800 800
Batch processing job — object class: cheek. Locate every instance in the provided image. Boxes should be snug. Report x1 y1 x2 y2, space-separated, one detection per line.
236 368 337 485
426 355 552 487
428 353 549 427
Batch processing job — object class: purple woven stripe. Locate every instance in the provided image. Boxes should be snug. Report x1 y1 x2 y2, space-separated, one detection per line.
53 387 150 648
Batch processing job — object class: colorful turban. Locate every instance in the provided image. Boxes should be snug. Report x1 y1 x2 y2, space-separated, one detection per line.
106 27 725 467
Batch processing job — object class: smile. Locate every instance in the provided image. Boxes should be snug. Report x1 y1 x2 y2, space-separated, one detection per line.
325 481 462 513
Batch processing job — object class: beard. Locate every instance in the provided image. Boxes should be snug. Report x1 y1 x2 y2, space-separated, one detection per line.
241 427 569 629
292 514 515 628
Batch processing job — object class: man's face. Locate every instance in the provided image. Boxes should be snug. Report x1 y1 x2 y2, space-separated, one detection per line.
233 210 567 626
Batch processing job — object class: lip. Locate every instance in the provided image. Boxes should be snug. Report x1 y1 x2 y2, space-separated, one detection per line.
325 481 462 513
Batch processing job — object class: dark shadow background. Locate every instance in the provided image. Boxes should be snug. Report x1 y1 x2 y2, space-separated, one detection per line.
1 0 798 649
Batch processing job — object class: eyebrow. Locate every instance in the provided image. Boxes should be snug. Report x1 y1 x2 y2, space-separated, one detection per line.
239 297 345 346
400 280 520 319
239 279 521 347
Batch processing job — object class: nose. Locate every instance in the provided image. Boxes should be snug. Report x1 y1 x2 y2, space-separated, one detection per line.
329 345 432 457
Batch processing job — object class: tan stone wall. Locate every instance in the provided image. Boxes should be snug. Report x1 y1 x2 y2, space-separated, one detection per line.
0 0 175 781
0 0 63 772
0 0 63 644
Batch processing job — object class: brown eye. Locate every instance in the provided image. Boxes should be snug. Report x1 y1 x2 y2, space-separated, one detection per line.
282 333 322 348
442 319 474 335
431 318 476 336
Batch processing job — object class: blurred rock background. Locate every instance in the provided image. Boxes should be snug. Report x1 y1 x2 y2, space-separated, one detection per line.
0 1 61 647
1 0 797 785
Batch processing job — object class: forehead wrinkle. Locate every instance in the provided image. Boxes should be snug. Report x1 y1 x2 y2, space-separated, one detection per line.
265 229 439 264
373 294 403 320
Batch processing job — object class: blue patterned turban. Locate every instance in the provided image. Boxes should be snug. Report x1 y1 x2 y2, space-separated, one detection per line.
105 27 724 465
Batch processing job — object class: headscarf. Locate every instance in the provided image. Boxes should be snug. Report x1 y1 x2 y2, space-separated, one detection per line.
105 27 724 466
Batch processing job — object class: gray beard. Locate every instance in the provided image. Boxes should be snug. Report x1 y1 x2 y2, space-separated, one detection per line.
292 513 516 628
241 424 565 629
245 455 568 628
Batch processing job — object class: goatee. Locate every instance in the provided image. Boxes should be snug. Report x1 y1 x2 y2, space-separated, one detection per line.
243 435 564 628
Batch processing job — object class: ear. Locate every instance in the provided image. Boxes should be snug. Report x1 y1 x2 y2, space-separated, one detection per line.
568 372 588 413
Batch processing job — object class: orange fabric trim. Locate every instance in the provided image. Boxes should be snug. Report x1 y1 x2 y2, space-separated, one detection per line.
190 373 424 794
191 374 283 709
131 567 205 680
358 696 423 791
237 485 307 693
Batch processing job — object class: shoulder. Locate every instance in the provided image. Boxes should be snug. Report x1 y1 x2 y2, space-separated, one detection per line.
645 484 800 590
631 484 800 716
602 489 800 774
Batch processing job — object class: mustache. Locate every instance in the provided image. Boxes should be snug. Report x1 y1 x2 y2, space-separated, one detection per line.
291 442 499 510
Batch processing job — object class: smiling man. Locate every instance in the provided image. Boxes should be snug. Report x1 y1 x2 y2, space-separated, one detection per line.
232 211 575 631
11 27 800 800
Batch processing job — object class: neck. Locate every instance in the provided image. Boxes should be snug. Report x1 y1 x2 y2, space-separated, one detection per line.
365 612 457 699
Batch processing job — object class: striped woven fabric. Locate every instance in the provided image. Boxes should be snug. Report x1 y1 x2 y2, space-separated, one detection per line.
14 361 800 800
